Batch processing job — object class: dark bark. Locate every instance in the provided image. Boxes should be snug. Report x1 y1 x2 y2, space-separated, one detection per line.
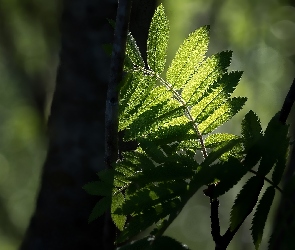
104 1 132 248
272 0 295 242
271 78 295 250
20 0 117 249
20 0 156 249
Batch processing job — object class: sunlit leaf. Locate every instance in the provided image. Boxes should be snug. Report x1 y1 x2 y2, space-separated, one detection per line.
147 4 169 73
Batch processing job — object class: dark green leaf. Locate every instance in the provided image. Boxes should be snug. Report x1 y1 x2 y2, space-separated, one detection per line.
89 197 111 223
83 181 112 196
241 110 262 150
258 113 289 176
251 187 275 250
117 200 182 243
230 176 264 230
211 158 248 198
120 181 186 215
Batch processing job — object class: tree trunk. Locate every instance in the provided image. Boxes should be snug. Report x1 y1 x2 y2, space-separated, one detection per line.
20 0 156 249
20 0 117 249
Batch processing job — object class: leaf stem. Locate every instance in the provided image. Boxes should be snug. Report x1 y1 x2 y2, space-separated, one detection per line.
249 169 283 193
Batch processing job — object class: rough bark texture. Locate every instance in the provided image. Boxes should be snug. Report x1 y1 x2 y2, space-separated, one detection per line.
20 0 157 249
20 0 117 249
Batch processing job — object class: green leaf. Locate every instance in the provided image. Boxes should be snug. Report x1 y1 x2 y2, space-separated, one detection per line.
97 169 115 184
138 118 193 146
112 192 126 231
272 152 288 186
191 71 243 124
126 32 145 68
166 25 210 89
251 187 275 250
131 164 194 187
258 113 289 176
241 110 262 150
182 51 233 104
117 200 182 243
147 4 169 73
120 181 186 215
202 139 241 166
230 176 264 230
89 196 111 223
119 72 157 131
124 97 182 140
83 181 112 196
198 97 247 135
211 158 248 198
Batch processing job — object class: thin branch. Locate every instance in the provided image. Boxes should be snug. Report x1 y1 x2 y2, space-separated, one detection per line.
105 0 132 169
216 177 264 249
104 0 132 249
210 198 221 243
279 78 295 124
249 169 283 193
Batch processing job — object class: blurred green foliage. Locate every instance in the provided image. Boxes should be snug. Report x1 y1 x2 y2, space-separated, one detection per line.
0 0 294 249
0 0 60 249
